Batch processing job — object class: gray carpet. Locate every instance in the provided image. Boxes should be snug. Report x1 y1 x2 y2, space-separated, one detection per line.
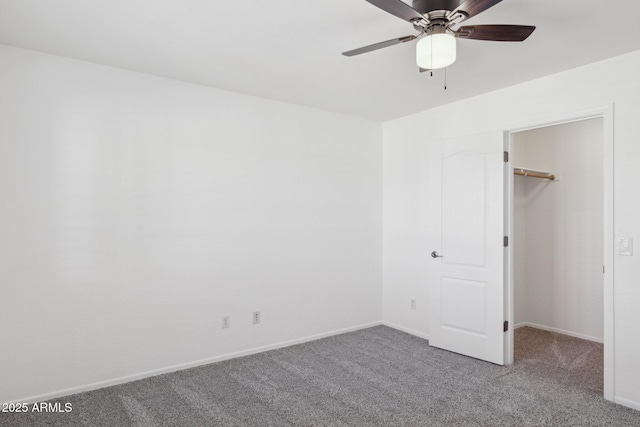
2 325 639 426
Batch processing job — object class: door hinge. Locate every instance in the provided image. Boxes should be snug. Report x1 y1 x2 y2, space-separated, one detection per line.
503 151 509 162
503 321 509 332
503 236 509 247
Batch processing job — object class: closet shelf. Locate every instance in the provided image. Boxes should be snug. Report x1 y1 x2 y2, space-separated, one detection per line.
513 167 556 181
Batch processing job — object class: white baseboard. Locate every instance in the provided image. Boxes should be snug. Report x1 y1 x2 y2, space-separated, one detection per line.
9 321 383 405
514 322 603 344
382 321 430 341
614 396 640 412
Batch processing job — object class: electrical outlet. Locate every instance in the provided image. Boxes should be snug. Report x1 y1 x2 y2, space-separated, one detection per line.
222 315 230 329
410 298 417 310
253 311 260 324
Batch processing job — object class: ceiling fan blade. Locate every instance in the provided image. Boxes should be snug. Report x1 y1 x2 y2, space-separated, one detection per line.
342 35 417 57
456 25 535 41
453 0 503 19
365 0 424 23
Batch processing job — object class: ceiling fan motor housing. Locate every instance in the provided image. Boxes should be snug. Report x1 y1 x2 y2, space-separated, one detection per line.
427 22 449 35
411 0 464 14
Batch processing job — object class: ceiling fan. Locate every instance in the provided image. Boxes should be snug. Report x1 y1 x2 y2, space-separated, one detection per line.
343 0 535 71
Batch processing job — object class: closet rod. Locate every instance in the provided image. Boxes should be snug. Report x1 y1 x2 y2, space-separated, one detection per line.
513 168 555 181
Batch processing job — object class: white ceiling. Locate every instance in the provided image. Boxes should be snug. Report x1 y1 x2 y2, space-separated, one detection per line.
1 0 640 121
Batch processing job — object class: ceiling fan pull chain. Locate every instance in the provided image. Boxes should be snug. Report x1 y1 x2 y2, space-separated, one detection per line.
444 67 447 90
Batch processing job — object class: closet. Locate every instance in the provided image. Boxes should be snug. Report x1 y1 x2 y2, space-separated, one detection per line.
511 118 604 343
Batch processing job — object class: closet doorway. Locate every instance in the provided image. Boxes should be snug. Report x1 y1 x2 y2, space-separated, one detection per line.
505 110 614 401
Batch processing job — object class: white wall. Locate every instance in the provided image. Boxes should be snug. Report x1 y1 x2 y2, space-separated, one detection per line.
383 50 640 408
0 45 382 403
512 119 604 341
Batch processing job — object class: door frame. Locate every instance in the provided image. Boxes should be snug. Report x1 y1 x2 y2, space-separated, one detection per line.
503 105 615 402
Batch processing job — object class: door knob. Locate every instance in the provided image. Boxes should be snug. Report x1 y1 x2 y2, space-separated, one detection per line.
431 251 443 258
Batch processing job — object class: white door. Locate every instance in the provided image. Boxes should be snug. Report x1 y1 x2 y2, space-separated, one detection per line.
428 131 505 365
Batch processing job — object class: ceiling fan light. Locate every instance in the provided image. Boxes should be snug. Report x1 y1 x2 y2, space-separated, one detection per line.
416 33 456 70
